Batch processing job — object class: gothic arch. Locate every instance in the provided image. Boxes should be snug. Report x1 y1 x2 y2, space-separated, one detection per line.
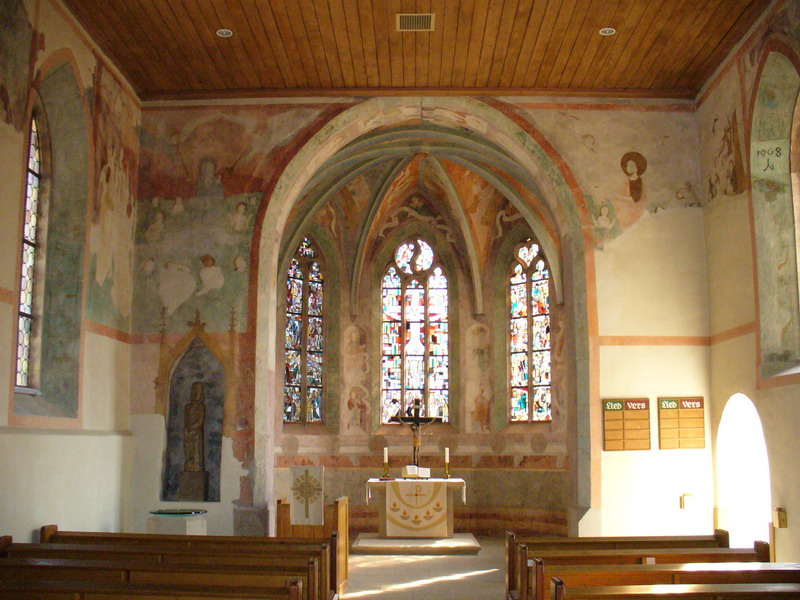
254 97 596 524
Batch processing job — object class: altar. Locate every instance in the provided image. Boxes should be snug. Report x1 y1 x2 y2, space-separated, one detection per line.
367 478 466 538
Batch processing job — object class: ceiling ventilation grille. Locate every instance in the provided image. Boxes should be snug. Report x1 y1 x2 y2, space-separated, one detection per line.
396 13 435 32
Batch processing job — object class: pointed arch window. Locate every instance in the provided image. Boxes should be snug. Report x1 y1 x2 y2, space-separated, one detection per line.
16 116 42 388
381 239 449 424
509 238 551 422
283 237 324 423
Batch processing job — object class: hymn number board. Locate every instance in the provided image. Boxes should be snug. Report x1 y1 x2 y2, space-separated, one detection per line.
603 398 651 451
658 397 705 449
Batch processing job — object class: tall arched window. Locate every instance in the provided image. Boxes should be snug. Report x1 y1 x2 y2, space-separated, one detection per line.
381 239 449 424
509 238 551 422
283 237 324 423
15 116 42 388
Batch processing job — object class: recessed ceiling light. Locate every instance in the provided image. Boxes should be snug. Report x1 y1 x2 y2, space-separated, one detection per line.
216 28 233 38
599 27 616 36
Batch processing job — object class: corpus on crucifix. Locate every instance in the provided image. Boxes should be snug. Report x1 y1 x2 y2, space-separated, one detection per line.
398 398 441 466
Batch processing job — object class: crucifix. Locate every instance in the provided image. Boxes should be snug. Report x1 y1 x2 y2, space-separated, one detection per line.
398 398 440 466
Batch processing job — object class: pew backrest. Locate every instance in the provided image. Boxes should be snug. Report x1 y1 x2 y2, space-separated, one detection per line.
551 577 800 600
506 530 730 599
0 577 304 600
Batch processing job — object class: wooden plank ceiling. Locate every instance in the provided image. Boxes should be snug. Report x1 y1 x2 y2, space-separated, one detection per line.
63 0 770 101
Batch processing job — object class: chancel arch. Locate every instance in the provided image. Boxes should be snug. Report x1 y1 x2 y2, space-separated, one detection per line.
255 96 596 532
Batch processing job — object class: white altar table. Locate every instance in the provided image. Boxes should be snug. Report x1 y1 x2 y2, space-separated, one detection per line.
367 478 466 538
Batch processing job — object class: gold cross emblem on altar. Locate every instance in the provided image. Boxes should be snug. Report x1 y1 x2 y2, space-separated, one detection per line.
405 483 426 508
291 469 322 518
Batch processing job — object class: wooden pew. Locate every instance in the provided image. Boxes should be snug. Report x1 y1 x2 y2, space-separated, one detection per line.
516 543 770 600
0 556 318 599
529 561 800 600
277 496 349 594
551 577 800 600
506 531 729 600
35 527 336 600
0 577 303 599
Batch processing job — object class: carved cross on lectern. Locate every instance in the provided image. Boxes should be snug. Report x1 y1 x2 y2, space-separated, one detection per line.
398 399 440 466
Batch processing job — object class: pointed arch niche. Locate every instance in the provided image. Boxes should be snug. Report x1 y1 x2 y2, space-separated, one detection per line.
155 314 235 502
256 97 596 531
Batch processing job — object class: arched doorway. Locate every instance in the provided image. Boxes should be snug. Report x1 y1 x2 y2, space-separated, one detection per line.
715 393 771 547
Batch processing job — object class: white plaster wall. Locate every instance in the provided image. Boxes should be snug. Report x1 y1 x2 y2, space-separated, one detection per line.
596 208 709 336
128 414 246 535
596 345 714 535
82 332 131 431
0 428 131 540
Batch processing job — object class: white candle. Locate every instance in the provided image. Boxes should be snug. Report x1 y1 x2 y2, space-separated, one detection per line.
384 447 388 463
445 447 450 463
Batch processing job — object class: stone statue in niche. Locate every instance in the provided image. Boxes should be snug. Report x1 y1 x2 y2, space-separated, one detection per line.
621 152 647 202
179 381 209 500
183 381 206 471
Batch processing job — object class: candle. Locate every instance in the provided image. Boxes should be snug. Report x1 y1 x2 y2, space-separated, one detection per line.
384 447 388 463
445 447 449 463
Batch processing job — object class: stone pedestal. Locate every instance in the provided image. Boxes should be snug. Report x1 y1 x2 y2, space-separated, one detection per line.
147 513 207 535
179 470 208 500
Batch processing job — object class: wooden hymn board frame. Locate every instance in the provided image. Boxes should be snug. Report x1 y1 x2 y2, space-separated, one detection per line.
658 397 705 449
603 398 651 451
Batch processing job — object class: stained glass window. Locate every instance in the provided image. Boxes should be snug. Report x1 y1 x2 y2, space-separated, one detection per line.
381 239 449 424
283 237 324 423
16 117 41 388
509 238 552 422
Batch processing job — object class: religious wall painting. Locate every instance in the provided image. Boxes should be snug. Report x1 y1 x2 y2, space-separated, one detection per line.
466 323 491 433
706 110 747 202
750 51 800 371
621 152 647 202
133 176 262 334
162 338 225 502
441 159 512 267
139 106 324 203
0 0 35 132
87 64 140 331
342 324 370 433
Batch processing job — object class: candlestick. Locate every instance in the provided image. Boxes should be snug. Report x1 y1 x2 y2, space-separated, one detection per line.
383 447 389 478
444 447 451 479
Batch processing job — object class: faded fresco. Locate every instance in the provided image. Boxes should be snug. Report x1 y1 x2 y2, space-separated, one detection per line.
750 51 800 371
136 106 332 334
516 107 700 248
0 0 34 132
87 65 140 331
133 183 261 333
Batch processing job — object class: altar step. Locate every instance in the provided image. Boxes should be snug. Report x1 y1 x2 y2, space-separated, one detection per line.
350 533 481 555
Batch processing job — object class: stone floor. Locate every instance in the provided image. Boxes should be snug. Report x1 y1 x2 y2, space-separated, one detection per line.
341 535 505 600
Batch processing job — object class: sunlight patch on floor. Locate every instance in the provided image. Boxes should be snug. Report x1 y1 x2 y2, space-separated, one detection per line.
342 568 499 599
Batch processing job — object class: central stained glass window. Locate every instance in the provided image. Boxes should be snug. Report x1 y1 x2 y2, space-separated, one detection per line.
381 239 449 424
283 237 324 424
509 238 552 422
